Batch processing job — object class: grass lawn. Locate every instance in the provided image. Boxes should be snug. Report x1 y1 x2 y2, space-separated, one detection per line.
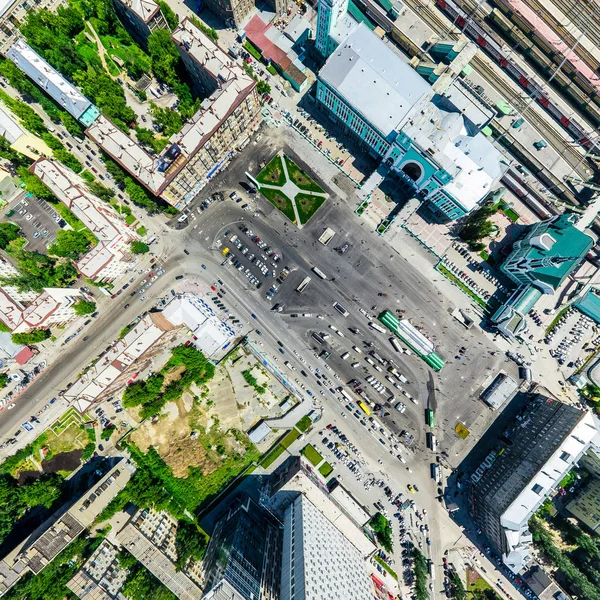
503 207 520 222
319 462 334 478
256 155 287 187
244 40 263 62
267 64 277 76
280 428 300 449
260 187 296 223
295 415 312 433
296 192 327 225
374 556 398 581
438 264 487 309
284 156 324 193
301 443 323 467
259 443 286 468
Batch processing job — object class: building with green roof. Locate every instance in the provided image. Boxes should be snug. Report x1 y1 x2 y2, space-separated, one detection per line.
492 214 593 340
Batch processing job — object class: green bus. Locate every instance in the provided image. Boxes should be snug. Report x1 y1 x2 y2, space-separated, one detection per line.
426 408 434 428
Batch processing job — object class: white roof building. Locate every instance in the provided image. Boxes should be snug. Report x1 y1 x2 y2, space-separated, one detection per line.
319 25 432 139
317 23 505 218
281 495 373 600
0 105 25 144
6 39 99 125
161 293 236 357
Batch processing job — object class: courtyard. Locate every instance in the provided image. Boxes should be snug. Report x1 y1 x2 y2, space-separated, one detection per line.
255 152 328 227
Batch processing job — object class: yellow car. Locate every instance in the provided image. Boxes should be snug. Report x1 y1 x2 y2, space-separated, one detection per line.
407 484 415 494
221 247 230 255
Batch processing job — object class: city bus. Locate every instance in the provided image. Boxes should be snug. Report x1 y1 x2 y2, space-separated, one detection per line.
311 332 325 344
333 301 349 317
430 462 440 482
358 401 371 416
312 266 328 280
426 408 434 428
390 337 403 353
369 322 386 333
296 276 312 293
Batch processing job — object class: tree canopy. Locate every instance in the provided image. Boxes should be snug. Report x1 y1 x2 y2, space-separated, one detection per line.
12 329 51 345
148 29 181 86
0 223 20 249
174 519 208 570
48 230 91 260
130 241 150 254
369 512 393 552
157 0 179 29
73 300 96 315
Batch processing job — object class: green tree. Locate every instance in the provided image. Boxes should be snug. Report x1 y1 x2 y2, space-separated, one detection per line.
73 300 96 316
413 548 429 600
174 519 208 570
459 204 497 242
48 230 91 260
257 80 271 95
0 223 20 249
450 571 467 600
18 167 56 200
87 181 115 202
150 102 182 136
0 373 8 389
135 127 168 153
369 513 393 552
100 425 116 440
12 329 51 345
147 29 181 86
130 241 150 254
157 0 179 29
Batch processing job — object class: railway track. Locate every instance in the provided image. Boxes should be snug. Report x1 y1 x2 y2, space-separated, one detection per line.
472 57 586 173
401 0 589 174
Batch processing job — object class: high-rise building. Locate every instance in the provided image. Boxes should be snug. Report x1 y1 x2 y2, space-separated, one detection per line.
470 395 600 572
0 0 66 53
112 0 169 48
201 495 281 600
200 0 254 28
315 0 355 58
280 495 372 600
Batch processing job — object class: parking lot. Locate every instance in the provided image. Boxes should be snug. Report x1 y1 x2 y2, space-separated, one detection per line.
9 196 63 252
217 224 290 301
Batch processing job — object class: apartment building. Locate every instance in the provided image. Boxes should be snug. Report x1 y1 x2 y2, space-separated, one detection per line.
31 158 139 282
116 509 203 600
567 478 600 534
0 0 66 54
0 105 52 159
112 0 169 48
202 495 281 600
6 39 100 127
0 286 82 333
470 395 600 572
281 494 373 600
67 539 129 600
0 461 135 595
87 19 260 209
200 0 254 29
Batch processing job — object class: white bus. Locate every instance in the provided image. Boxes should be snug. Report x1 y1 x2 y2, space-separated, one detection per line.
339 387 352 402
390 337 404 353
333 301 349 317
312 266 328 280
369 322 385 333
296 276 312 293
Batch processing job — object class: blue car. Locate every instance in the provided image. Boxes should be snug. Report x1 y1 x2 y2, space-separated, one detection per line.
279 348 285 354
251 313 257 319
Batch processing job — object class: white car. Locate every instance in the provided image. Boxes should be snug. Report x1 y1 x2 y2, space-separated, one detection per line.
7 403 15 410
352 346 362 353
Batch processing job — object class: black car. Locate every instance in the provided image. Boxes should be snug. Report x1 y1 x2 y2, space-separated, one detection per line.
183 249 190 255
175 275 184 280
